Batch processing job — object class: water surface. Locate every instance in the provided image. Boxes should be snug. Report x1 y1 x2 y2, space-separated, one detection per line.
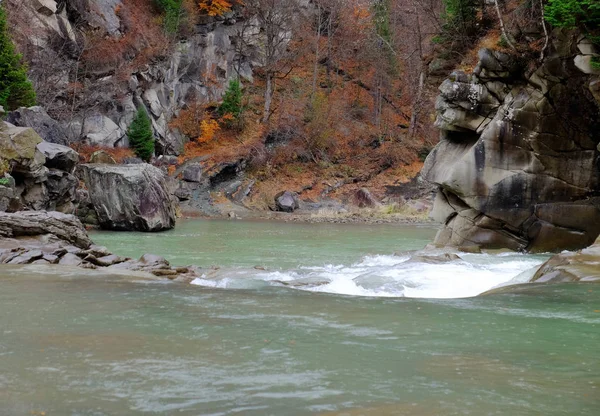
1 220 598 415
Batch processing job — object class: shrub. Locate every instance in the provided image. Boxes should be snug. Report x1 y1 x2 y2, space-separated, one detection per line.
153 0 184 33
0 5 36 110
127 107 155 161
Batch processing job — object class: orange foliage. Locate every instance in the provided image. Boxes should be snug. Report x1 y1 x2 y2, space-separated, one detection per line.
199 118 220 143
70 144 135 163
198 0 236 16
170 102 206 139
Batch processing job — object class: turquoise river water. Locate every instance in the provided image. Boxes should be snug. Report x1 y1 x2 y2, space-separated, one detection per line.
0 219 599 415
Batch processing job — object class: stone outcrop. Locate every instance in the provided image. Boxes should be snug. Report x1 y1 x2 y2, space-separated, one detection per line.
5 0 270 155
78 163 176 231
0 211 91 248
0 120 79 213
6 106 72 145
37 141 79 172
423 31 600 252
0 210 199 281
530 244 600 283
89 150 116 164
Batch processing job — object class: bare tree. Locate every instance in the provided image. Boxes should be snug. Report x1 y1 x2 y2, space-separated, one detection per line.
244 0 301 123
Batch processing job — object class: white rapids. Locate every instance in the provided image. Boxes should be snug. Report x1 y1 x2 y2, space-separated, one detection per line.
191 252 546 299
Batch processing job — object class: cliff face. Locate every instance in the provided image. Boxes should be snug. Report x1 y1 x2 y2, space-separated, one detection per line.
5 0 263 155
423 30 600 252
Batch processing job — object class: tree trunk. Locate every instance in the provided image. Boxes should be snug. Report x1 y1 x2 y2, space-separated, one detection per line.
493 0 517 51
263 72 273 123
312 3 322 95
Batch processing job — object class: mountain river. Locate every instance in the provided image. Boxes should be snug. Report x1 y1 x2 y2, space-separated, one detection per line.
1 219 598 415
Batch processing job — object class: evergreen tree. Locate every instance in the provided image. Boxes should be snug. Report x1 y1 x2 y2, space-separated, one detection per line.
545 0 600 44
127 107 155 162
0 5 36 110
440 0 479 47
218 78 243 126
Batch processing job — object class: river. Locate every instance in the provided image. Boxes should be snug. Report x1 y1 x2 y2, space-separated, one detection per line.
1 219 599 415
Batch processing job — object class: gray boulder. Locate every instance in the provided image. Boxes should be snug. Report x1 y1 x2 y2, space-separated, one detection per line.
46 169 78 213
530 244 600 283
275 191 300 213
182 163 204 183
79 163 176 231
0 175 16 212
0 123 47 180
0 211 92 249
6 106 71 145
37 141 79 172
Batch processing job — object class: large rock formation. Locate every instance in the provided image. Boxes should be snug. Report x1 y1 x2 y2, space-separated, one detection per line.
0 211 91 249
0 119 79 213
78 163 176 231
6 106 72 145
4 0 267 155
423 32 600 252
0 211 199 281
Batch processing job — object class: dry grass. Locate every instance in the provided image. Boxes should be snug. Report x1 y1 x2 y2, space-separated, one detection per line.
70 144 135 163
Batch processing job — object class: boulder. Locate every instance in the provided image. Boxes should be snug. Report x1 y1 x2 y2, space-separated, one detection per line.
31 0 57 16
37 141 79 172
89 150 116 164
353 188 379 208
0 211 92 249
45 169 78 213
79 114 124 147
0 123 46 180
6 107 71 145
530 244 600 283
423 37 600 253
275 191 299 213
79 163 176 231
182 163 204 183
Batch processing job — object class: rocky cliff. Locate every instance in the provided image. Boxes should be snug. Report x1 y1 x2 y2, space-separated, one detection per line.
423 31 600 252
5 0 264 155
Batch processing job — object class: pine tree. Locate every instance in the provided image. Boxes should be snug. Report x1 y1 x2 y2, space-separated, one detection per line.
218 78 243 127
127 107 155 162
0 4 36 110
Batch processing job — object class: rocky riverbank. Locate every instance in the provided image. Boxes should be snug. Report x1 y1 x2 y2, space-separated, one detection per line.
0 211 199 282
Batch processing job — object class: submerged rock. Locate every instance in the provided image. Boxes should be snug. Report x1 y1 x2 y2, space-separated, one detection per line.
530 244 600 283
0 211 198 281
78 163 176 232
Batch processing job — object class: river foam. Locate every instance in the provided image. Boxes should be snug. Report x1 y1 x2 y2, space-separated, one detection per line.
191 252 546 299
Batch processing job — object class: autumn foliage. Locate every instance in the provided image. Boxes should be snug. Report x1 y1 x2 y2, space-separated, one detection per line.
198 0 239 16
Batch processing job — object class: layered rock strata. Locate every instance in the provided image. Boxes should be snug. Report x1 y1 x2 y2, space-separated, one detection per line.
0 211 198 281
423 32 600 252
